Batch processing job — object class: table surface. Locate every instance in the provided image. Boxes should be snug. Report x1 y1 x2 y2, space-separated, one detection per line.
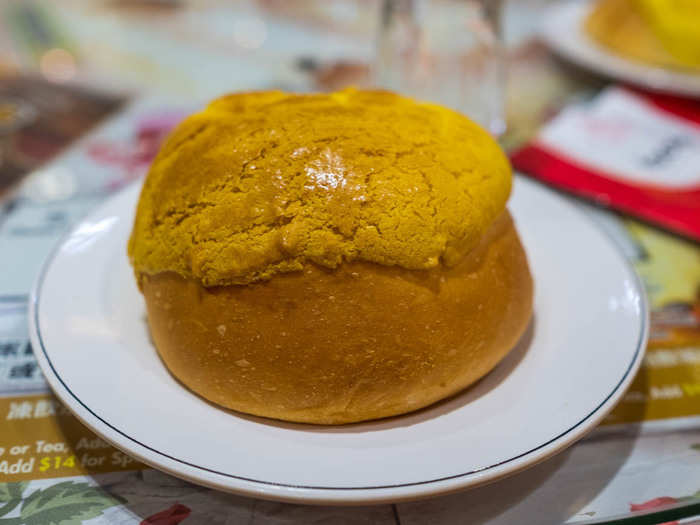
0 1 699 524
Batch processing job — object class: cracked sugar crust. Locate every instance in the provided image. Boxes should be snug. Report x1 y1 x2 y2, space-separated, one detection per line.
128 88 512 286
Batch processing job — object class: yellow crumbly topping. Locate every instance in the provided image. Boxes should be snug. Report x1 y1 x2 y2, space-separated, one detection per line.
128 88 511 286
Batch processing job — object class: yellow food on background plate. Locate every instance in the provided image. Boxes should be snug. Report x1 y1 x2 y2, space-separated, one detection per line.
128 88 533 425
585 0 700 72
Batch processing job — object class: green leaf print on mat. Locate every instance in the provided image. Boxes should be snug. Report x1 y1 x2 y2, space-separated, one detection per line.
0 484 28 504
0 483 28 519
0 481 124 525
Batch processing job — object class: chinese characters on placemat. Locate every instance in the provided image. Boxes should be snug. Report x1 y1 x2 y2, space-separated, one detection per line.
0 394 142 480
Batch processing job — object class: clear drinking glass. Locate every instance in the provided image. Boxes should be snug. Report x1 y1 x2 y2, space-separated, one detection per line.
375 0 505 135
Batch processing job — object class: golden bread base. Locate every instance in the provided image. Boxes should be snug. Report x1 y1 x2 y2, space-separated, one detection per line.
140 212 533 424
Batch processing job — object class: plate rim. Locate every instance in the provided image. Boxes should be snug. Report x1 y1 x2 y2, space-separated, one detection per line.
28 177 649 504
540 1 700 98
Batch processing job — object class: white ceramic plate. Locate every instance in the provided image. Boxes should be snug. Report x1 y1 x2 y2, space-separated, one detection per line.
541 1 700 98
29 176 647 505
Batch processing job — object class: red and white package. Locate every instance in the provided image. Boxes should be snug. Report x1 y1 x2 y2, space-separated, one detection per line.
510 86 700 240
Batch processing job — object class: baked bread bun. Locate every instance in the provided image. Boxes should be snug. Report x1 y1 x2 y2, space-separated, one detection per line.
585 0 700 71
128 89 533 424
